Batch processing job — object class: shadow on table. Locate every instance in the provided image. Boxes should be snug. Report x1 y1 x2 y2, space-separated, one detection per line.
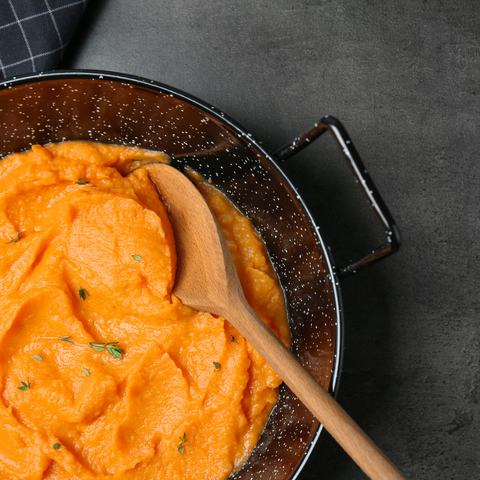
61 0 111 68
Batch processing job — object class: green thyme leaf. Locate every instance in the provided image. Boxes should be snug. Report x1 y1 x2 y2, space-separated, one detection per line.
78 287 90 301
89 343 105 352
33 354 43 361
87 341 124 360
53 443 61 450
132 254 143 261
58 335 74 344
231 335 238 344
6 231 21 245
106 344 125 360
18 378 31 391
177 433 187 455
83 368 90 377
44 337 125 360
74 178 91 185
213 362 221 371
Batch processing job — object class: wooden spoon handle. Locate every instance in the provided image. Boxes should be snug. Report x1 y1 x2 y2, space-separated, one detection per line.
144 163 405 478
228 301 407 480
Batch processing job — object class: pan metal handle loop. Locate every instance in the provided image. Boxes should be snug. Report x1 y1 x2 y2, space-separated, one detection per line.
274 115 401 279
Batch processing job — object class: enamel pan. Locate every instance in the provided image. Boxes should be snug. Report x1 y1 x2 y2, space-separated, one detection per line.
0 71 400 480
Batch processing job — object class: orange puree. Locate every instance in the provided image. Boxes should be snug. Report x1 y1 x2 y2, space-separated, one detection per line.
0 142 290 480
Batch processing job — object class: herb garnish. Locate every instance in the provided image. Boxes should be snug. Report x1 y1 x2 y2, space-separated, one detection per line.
213 362 221 371
74 178 93 186
43 336 125 360
18 378 31 391
78 287 90 301
88 342 125 360
33 354 43 362
53 443 61 450
6 231 21 245
83 368 90 377
132 255 143 261
177 433 187 455
231 335 238 344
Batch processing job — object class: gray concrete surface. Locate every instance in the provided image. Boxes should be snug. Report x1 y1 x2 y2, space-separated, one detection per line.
64 1 480 478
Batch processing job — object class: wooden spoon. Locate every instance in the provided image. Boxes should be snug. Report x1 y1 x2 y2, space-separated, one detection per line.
145 163 407 480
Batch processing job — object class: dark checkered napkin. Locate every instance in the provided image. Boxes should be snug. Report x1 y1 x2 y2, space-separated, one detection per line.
0 0 88 80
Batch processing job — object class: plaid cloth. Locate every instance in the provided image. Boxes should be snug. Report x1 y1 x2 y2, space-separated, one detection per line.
0 0 88 80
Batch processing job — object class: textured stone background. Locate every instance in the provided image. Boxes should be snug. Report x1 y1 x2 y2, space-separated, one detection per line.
64 1 480 478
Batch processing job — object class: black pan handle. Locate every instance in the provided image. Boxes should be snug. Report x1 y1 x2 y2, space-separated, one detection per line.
274 115 401 279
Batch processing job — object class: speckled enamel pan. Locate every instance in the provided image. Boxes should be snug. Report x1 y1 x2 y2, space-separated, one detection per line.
0 70 400 480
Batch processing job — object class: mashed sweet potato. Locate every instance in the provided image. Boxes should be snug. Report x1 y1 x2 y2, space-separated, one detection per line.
0 142 290 480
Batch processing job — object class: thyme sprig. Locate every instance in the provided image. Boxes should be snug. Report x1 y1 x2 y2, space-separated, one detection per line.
6 231 21 245
18 378 31 391
58 335 74 344
177 433 187 455
78 287 90 301
42 336 125 360
74 178 94 186
88 342 125 360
